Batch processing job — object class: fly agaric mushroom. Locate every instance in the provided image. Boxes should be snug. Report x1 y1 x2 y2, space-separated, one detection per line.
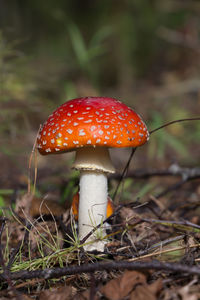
37 97 149 251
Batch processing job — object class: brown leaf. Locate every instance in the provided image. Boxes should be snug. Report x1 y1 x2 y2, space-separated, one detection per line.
100 270 146 300
119 207 141 225
130 279 162 300
15 193 33 218
29 195 64 217
39 286 73 300
0 290 32 300
149 279 163 295
15 193 64 219
20 295 33 300
74 289 100 300
178 280 198 300
131 285 156 300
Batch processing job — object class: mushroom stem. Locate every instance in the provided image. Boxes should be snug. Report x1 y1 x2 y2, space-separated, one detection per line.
73 147 115 251
79 170 107 251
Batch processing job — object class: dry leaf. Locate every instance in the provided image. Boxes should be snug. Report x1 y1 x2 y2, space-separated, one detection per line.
119 207 141 225
2 221 25 249
178 281 198 300
149 279 163 295
39 286 73 300
29 195 64 217
130 279 162 300
15 193 64 219
74 289 99 300
0 290 32 300
100 270 146 300
15 193 33 217
131 285 156 300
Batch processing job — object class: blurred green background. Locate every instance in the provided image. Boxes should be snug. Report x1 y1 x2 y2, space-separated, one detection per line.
0 0 200 200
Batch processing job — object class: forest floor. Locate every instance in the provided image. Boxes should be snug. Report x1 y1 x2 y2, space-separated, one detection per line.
0 160 200 300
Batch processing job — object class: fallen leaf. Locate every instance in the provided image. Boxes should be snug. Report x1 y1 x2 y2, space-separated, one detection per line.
178 280 198 300
130 279 162 300
39 286 73 300
131 285 155 300
100 270 146 300
74 289 99 300
15 193 64 219
119 207 141 225
15 193 33 218
149 278 163 295
29 195 64 217
0 290 32 300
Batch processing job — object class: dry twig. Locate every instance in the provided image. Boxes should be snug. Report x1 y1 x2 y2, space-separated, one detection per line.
2 260 200 281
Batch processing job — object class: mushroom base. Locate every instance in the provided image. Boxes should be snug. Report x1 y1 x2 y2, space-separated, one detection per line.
78 170 108 251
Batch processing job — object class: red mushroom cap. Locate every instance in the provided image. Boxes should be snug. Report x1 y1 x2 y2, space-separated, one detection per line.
37 97 149 155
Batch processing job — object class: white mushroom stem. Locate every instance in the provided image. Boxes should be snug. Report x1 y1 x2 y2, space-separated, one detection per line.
79 171 107 250
73 147 115 251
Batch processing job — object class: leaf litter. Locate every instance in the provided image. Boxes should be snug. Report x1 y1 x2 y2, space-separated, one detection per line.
0 166 200 299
